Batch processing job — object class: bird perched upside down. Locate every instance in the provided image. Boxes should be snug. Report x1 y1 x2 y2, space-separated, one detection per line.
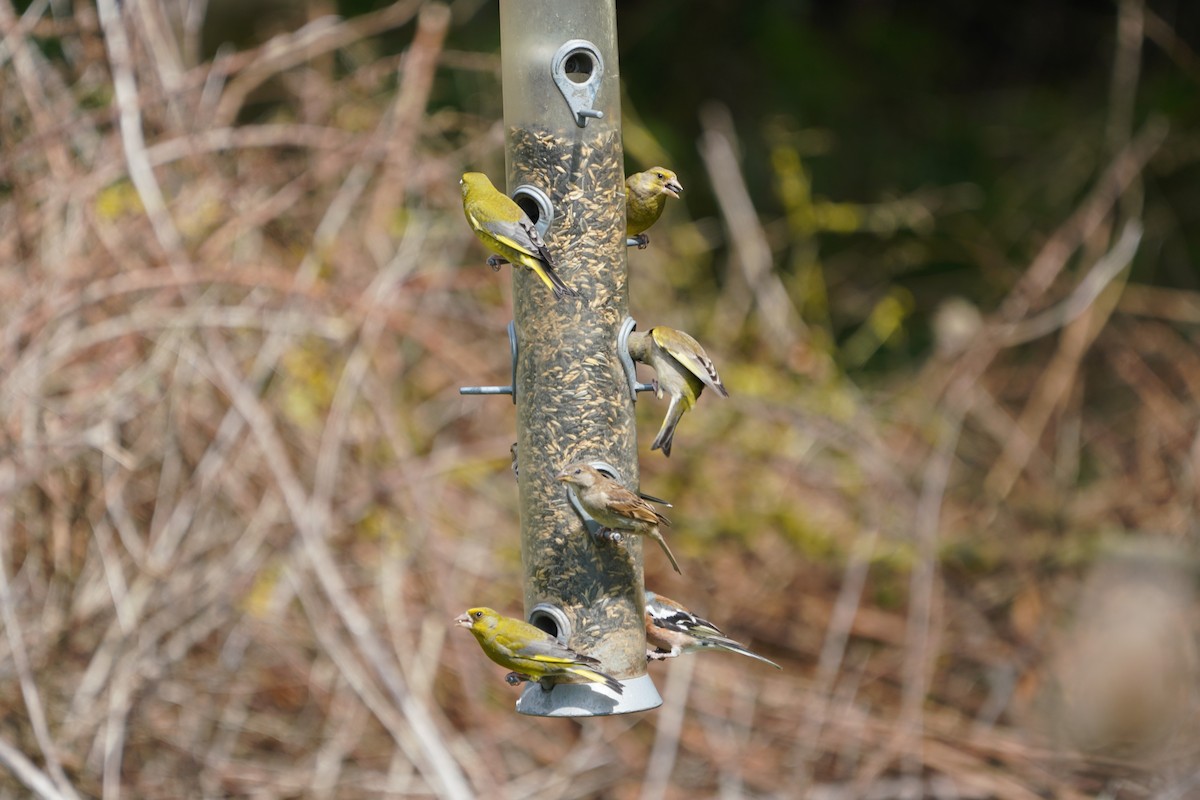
627 326 729 457
626 167 683 249
556 462 682 575
459 172 579 299
645 591 780 669
455 607 623 694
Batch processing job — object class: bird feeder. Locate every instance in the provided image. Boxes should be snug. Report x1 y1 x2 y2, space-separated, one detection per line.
499 0 660 716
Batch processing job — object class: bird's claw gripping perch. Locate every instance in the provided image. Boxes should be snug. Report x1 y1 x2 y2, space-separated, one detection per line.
591 527 623 544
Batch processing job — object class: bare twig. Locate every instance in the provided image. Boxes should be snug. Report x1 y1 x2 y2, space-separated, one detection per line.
213 0 424 126
792 529 878 788
700 102 808 360
365 2 451 264
984 221 1142 496
0 511 83 800
96 0 187 266
1107 0 1144 157
0 733 72 800
201 315 473 799
1000 220 1142 347
640 654 695 800
999 119 1165 324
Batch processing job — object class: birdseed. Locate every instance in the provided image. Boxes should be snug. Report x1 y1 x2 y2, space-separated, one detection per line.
508 124 647 679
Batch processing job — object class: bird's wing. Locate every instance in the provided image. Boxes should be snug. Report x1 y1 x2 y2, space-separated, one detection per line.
644 610 688 654
498 630 597 666
647 596 725 638
470 206 552 263
607 485 670 527
654 328 729 397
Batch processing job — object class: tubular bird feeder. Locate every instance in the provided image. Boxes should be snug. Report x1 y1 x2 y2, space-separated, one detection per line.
499 0 660 716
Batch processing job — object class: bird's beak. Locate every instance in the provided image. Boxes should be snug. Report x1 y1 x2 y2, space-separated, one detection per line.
453 613 471 628
555 470 570 482
664 178 683 199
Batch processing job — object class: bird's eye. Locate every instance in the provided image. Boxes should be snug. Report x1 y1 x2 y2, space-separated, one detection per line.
655 172 664 180
573 468 582 475
474 610 483 619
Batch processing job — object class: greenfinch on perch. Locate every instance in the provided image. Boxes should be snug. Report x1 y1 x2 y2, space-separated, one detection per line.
625 167 683 249
455 607 623 693
460 172 579 299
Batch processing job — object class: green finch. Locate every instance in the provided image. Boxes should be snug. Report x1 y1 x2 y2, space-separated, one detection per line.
455 607 623 694
625 167 683 249
460 172 579 299
645 591 780 669
555 462 681 575
627 326 729 457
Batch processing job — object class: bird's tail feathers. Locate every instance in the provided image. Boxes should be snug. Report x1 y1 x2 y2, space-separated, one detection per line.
650 403 683 457
542 263 580 299
707 637 782 669
652 531 682 575
568 666 624 694
650 426 673 456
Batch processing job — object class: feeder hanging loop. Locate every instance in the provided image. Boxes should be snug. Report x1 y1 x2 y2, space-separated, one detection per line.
551 40 605 127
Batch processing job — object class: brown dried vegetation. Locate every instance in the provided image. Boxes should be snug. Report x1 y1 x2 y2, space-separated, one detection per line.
0 1 1198 798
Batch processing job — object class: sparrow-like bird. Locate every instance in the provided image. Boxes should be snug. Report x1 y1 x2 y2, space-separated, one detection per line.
626 167 683 249
645 591 780 668
627 326 729 457
460 172 579 299
511 444 672 506
556 462 681 574
455 607 623 693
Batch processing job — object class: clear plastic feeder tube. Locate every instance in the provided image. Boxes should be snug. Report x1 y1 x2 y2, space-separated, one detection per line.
499 0 659 716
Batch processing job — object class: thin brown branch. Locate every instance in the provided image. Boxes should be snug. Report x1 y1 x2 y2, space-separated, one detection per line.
700 102 809 360
213 0 424 126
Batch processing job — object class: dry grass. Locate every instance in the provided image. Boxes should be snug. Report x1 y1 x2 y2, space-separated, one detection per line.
1 1 1199 798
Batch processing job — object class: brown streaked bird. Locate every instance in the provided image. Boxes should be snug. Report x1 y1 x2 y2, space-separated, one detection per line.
555 462 681 574
511 444 672 507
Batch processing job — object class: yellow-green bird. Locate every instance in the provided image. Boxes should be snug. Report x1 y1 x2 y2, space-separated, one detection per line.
455 607 623 694
460 172 579 299
556 462 682 575
625 167 683 249
627 326 729 457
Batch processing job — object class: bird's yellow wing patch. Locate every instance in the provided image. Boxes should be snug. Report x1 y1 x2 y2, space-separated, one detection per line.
496 630 578 664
